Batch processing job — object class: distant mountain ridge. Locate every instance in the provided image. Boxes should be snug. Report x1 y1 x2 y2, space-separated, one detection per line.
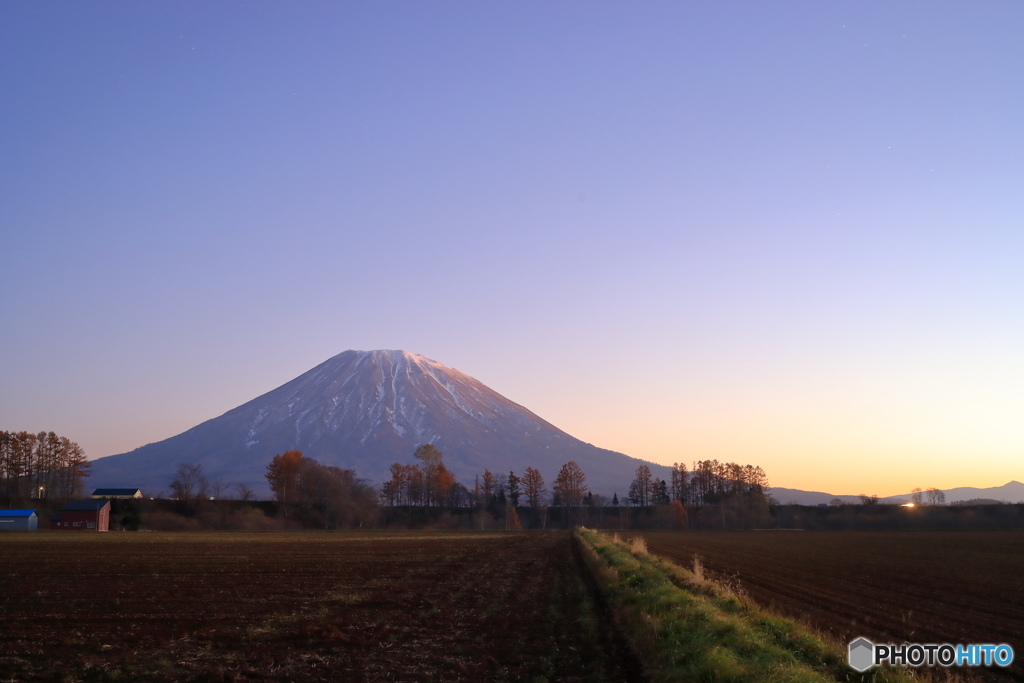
769 481 1024 506
89 349 670 497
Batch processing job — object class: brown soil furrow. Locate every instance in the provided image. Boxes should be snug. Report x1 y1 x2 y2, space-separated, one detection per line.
639 529 1024 681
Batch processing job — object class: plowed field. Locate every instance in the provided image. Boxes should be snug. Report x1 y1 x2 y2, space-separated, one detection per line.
0 531 643 682
638 530 1024 680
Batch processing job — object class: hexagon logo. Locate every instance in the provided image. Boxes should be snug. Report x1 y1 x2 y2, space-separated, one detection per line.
848 637 874 672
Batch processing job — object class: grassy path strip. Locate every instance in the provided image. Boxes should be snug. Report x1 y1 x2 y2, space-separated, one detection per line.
575 528 923 683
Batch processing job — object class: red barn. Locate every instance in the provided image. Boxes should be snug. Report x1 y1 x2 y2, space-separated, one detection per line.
50 500 110 531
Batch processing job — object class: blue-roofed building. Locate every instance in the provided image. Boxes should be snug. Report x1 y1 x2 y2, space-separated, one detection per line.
0 509 39 531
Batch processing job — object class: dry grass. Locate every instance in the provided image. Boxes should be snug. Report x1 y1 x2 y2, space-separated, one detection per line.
629 535 648 555
576 528 926 683
692 553 704 582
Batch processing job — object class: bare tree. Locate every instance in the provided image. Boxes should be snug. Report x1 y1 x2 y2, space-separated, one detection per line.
481 469 497 503
628 465 653 506
670 462 689 503
493 472 508 502
926 487 946 505
170 463 208 500
235 483 255 501
911 488 923 505
208 479 230 500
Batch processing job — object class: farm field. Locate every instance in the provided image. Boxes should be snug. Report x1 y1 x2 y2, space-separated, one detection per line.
0 531 642 683
638 530 1024 680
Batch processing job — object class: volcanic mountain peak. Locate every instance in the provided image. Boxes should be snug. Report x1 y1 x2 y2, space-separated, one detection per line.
248 349 555 452
89 349 669 496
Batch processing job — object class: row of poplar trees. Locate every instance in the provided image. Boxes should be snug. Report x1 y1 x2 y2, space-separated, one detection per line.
379 447 770 509
380 445 590 508
625 461 768 507
0 430 91 504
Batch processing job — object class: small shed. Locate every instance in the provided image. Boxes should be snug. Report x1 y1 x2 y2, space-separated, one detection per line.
0 509 38 531
92 488 143 499
51 500 110 532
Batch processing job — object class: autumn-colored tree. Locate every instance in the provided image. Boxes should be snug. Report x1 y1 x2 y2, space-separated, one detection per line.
380 448 457 507
414 444 444 505
508 504 522 530
59 436 91 499
381 462 410 506
522 466 545 507
553 461 587 507
433 461 456 506
265 450 304 514
671 499 688 530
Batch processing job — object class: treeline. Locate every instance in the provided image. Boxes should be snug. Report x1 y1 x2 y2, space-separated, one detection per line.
127 447 772 531
380 446 590 509
380 449 768 512
146 453 379 531
774 501 1024 530
264 451 377 528
0 430 91 505
666 460 768 506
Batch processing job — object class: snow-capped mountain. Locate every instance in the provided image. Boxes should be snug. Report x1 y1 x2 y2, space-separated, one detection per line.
89 349 669 497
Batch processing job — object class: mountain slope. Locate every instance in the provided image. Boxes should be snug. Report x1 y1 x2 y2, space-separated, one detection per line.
769 481 1024 506
89 350 669 497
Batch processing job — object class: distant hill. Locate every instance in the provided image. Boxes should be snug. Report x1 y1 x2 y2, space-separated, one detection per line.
949 499 1005 506
902 481 1024 504
88 349 670 497
770 481 1024 506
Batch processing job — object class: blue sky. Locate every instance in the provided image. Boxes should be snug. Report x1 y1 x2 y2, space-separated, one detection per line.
2 2 1022 495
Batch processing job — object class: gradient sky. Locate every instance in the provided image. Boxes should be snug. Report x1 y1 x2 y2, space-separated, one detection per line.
2 2 1022 496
